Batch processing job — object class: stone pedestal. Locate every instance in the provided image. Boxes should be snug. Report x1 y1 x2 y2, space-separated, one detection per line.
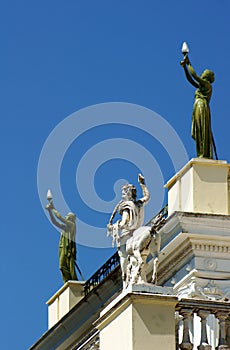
46 281 85 329
96 284 177 350
165 158 230 217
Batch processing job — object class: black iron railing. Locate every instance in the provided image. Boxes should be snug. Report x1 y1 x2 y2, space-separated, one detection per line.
146 204 168 228
84 252 120 296
83 205 168 297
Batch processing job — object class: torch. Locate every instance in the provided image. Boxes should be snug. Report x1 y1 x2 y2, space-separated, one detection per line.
46 189 53 209
182 41 189 56
181 41 189 65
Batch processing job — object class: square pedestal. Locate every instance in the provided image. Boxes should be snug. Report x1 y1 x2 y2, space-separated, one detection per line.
46 281 85 329
96 284 177 350
165 158 230 216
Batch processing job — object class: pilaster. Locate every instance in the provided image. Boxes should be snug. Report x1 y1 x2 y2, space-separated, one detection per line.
96 285 177 350
46 281 85 328
165 158 230 216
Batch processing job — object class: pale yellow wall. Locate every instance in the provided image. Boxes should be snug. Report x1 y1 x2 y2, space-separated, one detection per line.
59 288 70 320
132 301 175 350
48 298 58 329
98 293 177 350
193 163 228 214
168 180 180 215
166 159 230 216
100 303 133 350
180 167 193 212
47 281 85 329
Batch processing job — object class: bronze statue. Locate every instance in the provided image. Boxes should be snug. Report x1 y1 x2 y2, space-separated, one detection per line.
46 190 78 283
180 43 215 159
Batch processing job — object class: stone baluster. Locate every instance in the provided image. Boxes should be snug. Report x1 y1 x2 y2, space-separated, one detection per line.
179 308 193 350
175 311 183 350
197 310 211 350
87 336 100 349
215 311 230 350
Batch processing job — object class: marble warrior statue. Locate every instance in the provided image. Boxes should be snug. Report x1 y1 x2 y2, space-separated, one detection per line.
180 42 216 159
46 190 78 283
107 174 161 288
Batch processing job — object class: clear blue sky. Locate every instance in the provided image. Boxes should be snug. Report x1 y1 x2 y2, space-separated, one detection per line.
1 1 230 349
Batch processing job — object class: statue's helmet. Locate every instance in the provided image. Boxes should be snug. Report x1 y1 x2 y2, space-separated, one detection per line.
121 184 137 201
201 69 215 83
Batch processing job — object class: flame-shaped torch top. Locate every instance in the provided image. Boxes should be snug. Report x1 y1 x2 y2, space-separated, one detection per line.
47 189 53 201
181 42 189 55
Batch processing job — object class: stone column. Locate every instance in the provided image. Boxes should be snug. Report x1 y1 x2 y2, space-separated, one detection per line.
215 312 230 350
197 310 211 350
89 338 100 349
175 311 183 350
96 285 177 350
179 308 193 350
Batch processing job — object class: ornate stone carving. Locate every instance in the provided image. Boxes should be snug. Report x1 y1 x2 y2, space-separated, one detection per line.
204 258 217 271
107 174 164 288
178 279 224 301
192 243 230 254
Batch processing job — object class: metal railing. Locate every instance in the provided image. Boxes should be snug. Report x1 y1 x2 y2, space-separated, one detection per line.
146 204 168 228
84 252 120 296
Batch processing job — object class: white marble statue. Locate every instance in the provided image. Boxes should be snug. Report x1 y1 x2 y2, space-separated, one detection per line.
107 174 161 288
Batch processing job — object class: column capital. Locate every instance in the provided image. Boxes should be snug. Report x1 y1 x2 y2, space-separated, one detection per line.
197 309 210 320
180 308 194 317
215 311 230 321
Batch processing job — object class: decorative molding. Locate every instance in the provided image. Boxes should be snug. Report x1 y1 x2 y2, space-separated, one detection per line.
203 258 217 271
154 212 230 286
192 243 230 254
177 279 224 301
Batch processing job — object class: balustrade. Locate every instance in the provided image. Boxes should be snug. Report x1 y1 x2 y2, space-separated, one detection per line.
72 331 99 350
177 299 230 350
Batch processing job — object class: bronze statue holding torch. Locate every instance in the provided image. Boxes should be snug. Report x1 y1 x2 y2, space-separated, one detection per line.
180 42 217 159
46 190 78 283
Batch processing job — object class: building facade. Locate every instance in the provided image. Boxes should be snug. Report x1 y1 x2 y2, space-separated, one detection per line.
30 159 230 350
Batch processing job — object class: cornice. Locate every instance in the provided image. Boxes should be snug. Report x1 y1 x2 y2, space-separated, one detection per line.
159 212 230 249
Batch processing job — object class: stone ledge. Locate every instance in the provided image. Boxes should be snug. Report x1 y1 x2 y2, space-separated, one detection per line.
125 283 174 295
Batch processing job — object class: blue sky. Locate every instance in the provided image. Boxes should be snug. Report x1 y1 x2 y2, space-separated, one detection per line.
1 1 230 349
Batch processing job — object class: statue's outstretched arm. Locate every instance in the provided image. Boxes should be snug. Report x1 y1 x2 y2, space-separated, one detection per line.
47 208 66 230
52 209 68 224
138 174 150 205
187 64 206 86
183 64 199 88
